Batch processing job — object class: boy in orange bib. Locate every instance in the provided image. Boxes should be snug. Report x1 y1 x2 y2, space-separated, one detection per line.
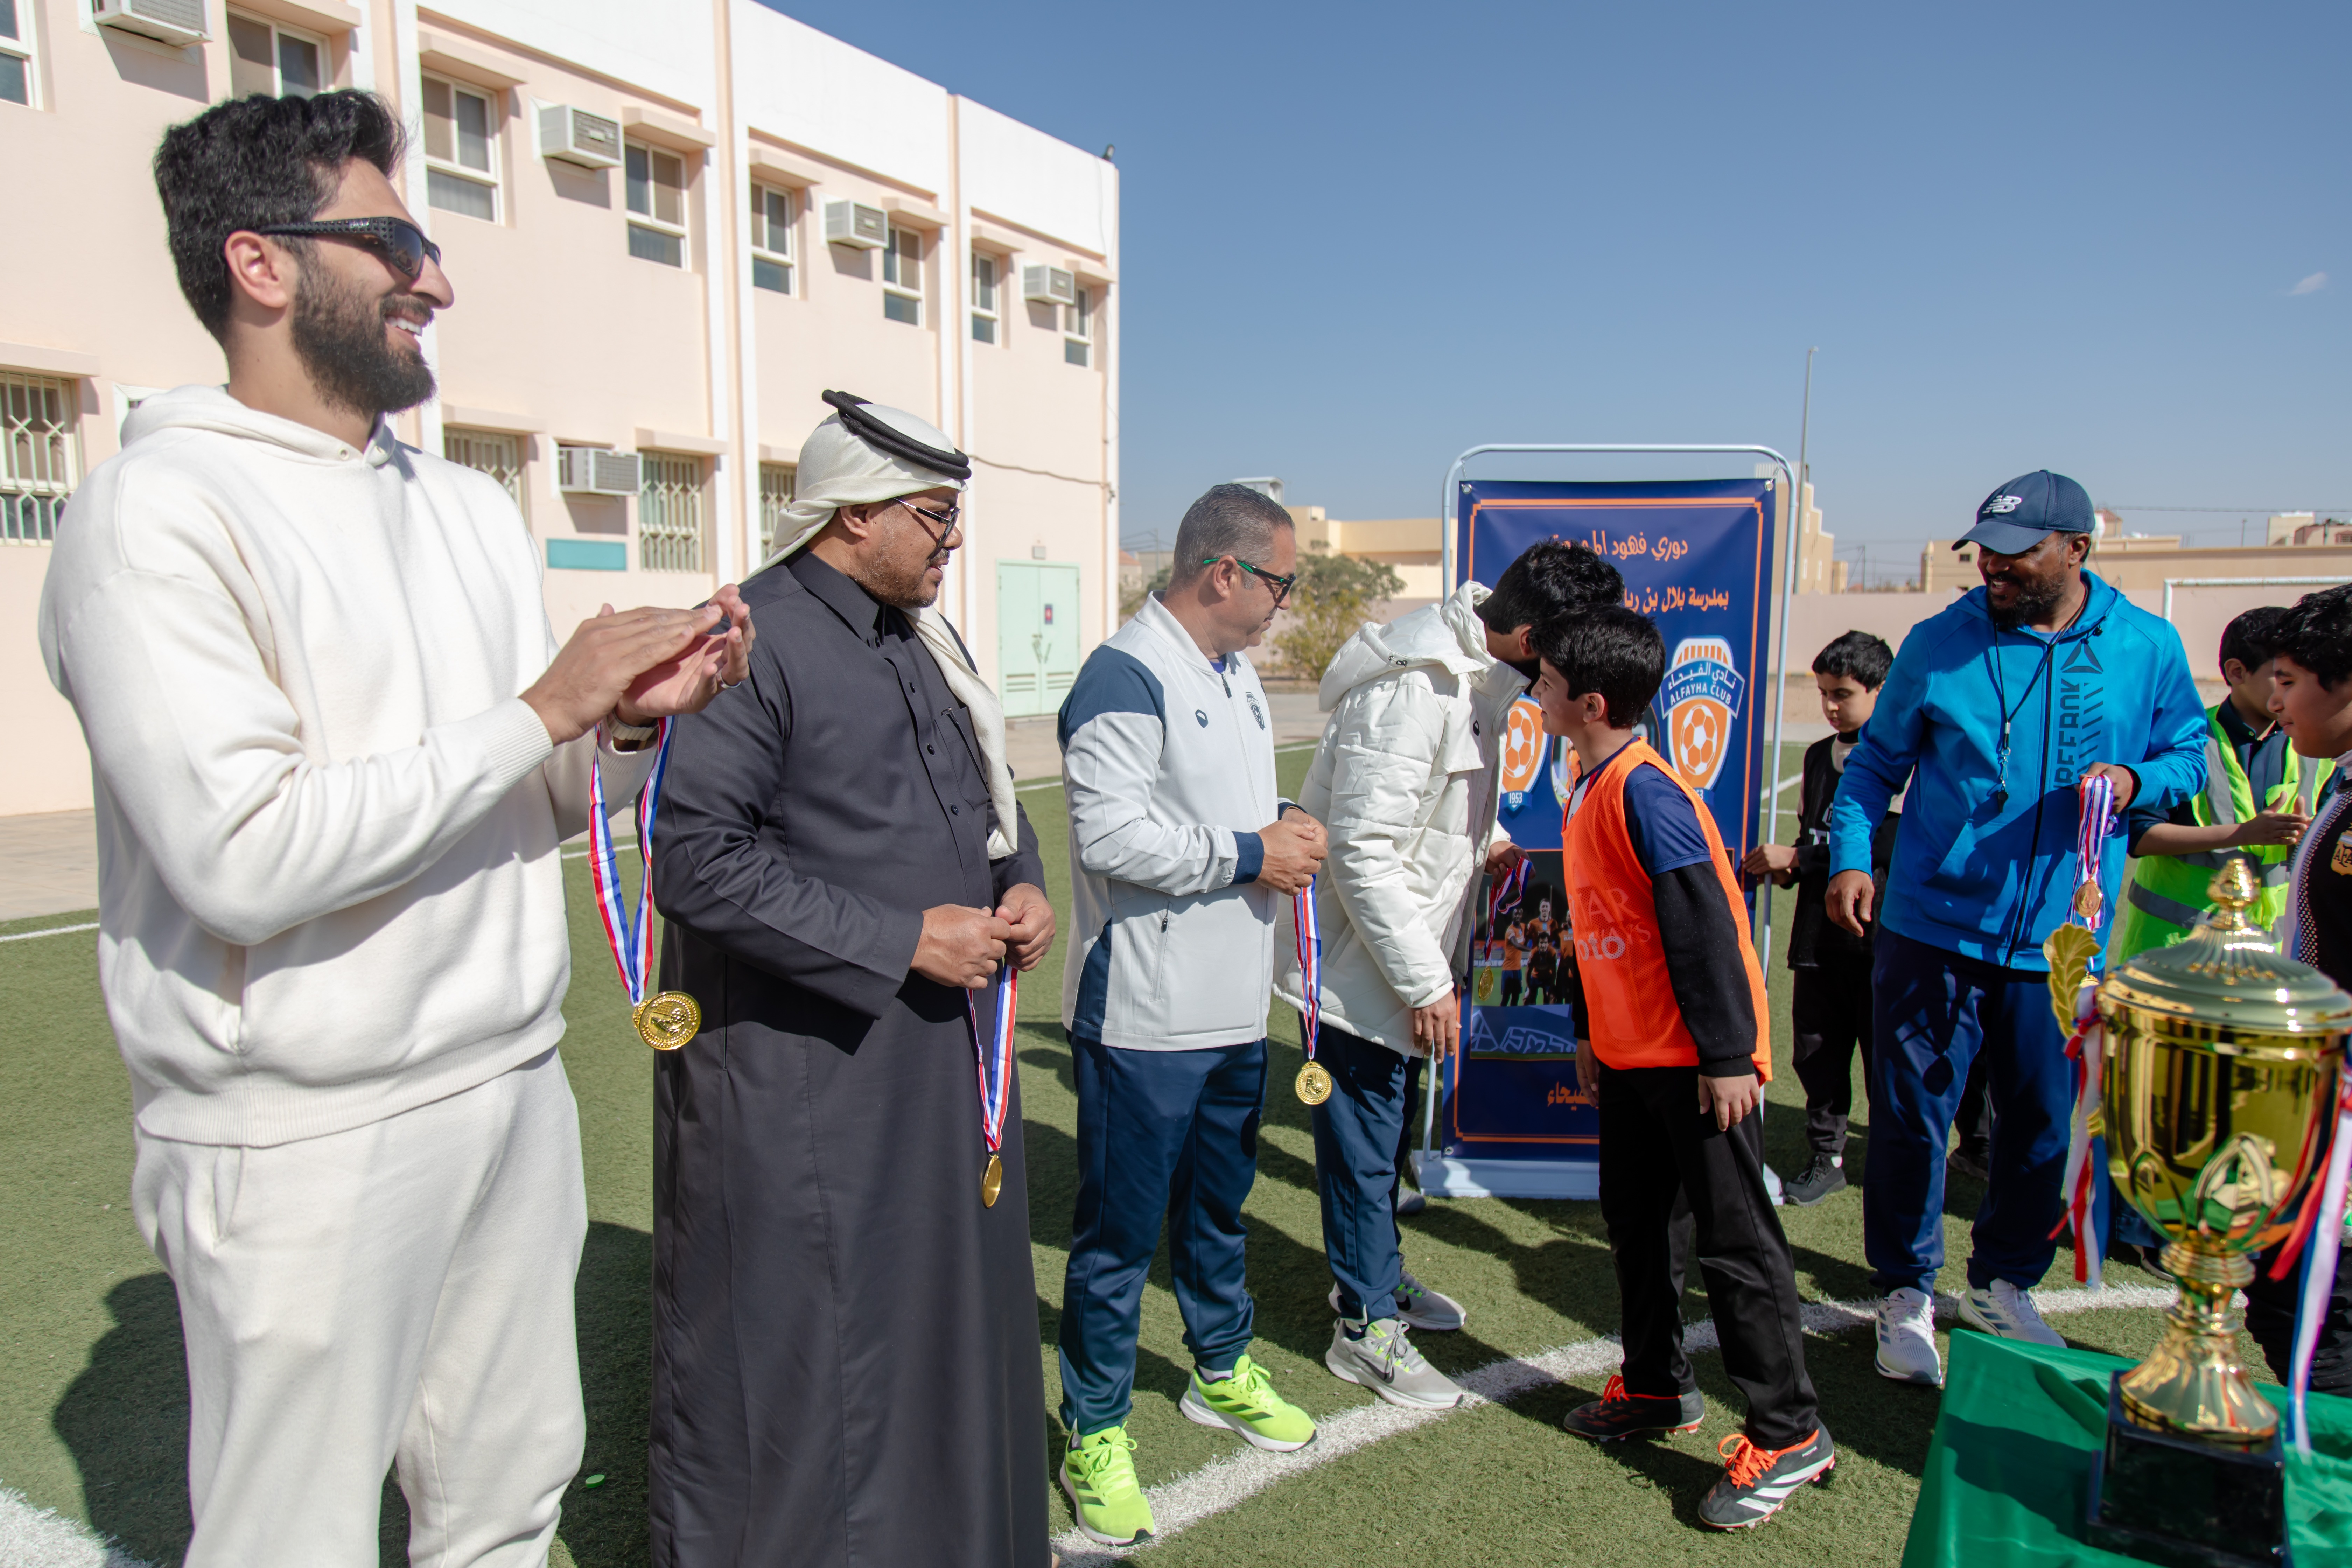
1536 606 1833 1531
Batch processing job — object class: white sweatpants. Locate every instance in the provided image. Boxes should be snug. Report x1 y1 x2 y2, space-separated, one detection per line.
132 1048 588 1568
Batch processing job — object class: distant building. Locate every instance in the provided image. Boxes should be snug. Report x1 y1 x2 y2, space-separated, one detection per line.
1288 507 1443 603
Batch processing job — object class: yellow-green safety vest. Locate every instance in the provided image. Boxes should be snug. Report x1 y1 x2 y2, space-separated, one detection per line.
2114 706 2334 962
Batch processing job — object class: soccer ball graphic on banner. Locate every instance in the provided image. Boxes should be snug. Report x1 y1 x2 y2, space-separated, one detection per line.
1499 696 1546 811
1658 637 1745 794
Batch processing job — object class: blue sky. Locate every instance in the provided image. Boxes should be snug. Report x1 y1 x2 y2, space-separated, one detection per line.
761 1 2348 568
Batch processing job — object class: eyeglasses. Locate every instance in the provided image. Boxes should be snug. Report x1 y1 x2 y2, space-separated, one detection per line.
899 498 962 553
250 217 442 282
1201 554 1297 608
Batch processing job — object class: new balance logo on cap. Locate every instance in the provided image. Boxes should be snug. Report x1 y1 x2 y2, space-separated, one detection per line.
1982 494 2025 515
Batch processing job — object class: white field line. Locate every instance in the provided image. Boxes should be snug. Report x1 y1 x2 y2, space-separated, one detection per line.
0 1485 153 1568
0 922 98 944
1053 1283 2175 1565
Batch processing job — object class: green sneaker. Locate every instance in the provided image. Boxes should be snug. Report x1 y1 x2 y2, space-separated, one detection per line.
1059 1426 1155 1547
1179 1353 1318 1452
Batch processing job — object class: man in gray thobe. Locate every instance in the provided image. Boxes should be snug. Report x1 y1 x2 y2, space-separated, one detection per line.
649 394 1056 1567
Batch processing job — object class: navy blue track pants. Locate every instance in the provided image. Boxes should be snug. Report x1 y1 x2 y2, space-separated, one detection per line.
1057 1036 1266 1437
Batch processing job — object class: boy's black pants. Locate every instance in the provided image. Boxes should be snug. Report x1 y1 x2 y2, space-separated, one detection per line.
1791 953 1875 1161
1597 1060 1819 1449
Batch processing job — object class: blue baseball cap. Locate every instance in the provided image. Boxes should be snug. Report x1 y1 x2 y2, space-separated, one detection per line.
1956 470 2095 556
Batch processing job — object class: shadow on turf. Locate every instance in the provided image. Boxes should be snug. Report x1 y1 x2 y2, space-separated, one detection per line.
50 1224 658 1568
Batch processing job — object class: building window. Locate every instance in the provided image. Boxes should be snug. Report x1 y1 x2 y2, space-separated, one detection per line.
444 427 526 520
1 372 79 545
639 453 704 571
882 226 922 325
750 184 794 294
0 0 35 107
1064 287 1092 367
626 142 688 268
227 12 324 99
757 462 794 560
422 78 499 224
971 252 999 344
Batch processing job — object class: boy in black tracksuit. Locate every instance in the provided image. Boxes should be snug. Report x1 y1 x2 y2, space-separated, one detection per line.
1742 632 1899 1206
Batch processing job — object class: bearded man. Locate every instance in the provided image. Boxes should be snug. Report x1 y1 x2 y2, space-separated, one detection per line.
41 92 747 1566
1824 470 2205 1389
648 394 1056 1567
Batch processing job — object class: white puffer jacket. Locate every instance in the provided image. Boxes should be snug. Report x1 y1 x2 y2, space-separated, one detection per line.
1274 584 1522 1056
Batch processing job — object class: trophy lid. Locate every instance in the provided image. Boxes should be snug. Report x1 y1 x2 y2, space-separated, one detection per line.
2102 859 2352 1037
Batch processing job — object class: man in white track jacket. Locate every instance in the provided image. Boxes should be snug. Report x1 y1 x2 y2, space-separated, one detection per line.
1276 543 1624 1404
39 92 747 1567
1052 485 1326 1548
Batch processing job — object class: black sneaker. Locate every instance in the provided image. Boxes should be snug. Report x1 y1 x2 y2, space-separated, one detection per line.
1562 1374 1704 1440
1784 1153 1847 1206
1948 1137 1992 1183
1699 1425 1836 1530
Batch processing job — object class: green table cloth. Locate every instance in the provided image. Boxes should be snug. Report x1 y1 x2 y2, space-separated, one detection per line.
1903 1332 2352 1566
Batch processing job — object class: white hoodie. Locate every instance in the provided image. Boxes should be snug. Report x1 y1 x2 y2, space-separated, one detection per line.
1274 583 1520 1055
38 386 649 1147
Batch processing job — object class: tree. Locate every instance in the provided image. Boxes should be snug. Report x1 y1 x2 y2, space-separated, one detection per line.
1120 561 1170 623
1270 546 1405 682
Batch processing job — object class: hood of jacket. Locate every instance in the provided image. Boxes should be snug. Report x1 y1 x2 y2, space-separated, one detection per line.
1317 581 1493 711
120 384 400 469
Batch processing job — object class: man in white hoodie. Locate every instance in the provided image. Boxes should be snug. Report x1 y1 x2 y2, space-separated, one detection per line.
39 92 746 1567
1277 542 1623 1403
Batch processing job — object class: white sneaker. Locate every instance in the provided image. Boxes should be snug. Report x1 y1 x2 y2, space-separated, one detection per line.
1874 1287 1944 1387
1325 1318 1464 1409
1328 1267 1466 1332
1958 1280 2065 1347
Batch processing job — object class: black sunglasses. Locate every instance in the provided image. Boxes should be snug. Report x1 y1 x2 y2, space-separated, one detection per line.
1201 554 1297 608
899 498 963 553
251 217 441 282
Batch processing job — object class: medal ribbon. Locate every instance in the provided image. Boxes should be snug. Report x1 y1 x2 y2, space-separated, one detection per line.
1295 878 1322 1064
2050 774 2116 1286
1487 858 1528 928
586 721 674 1010
2280 779 2352 1452
965 964 1018 1156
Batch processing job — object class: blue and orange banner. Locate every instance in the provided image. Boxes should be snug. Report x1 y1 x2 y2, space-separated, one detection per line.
1444 477 1780 1168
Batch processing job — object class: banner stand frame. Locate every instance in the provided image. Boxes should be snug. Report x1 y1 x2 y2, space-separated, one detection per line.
1416 443 1801 1194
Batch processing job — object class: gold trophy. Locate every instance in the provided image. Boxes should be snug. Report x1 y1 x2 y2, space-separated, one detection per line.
2086 858 2352 1562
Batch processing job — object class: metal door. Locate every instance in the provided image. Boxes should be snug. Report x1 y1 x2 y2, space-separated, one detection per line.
995 562 1082 717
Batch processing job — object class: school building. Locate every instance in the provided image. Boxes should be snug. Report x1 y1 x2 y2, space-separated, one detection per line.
0 0 1118 814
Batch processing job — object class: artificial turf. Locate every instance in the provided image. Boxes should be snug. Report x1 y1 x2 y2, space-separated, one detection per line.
0 743 2236 1565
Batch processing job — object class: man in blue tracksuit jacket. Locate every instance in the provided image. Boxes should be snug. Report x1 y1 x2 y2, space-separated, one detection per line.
1823 470 2206 1389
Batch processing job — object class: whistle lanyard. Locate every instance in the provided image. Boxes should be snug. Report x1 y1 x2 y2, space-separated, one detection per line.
1987 601 2084 804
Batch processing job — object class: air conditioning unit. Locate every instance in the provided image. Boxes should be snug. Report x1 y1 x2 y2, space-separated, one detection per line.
1023 265 1077 307
824 201 888 250
93 0 208 47
556 446 642 497
538 105 624 170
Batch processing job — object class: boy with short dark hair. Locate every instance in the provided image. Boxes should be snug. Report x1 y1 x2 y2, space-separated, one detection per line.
2247 585 2352 1390
1539 606 1832 1531
1742 631 1899 1206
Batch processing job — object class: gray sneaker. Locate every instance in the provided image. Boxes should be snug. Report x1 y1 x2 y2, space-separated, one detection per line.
1325 1318 1465 1409
1326 1268 1466 1332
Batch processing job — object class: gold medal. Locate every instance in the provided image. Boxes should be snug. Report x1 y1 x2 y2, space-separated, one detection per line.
2333 835 2352 876
1295 1060 1334 1105
634 990 702 1051
981 1152 1004 1207
2073 882 2103 920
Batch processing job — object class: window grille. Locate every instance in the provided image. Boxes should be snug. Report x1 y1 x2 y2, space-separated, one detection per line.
758 463 795 561
639 453 704 572
0 372 78 544
443 427 527 520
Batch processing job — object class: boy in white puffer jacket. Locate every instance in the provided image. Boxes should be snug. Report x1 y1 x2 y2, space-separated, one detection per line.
1277 542 1623 1402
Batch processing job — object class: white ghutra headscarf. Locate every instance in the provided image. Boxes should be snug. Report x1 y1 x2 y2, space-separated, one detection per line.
751 394 1019 861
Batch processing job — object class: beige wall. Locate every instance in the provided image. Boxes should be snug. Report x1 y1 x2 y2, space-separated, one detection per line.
0 0 1116 814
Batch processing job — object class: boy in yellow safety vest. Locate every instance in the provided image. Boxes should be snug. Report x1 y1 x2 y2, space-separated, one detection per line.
2114 606 2330 960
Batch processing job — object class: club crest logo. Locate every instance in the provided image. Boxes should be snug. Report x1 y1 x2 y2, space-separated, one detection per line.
1195 709 1209 727
1983 494 2025 515
1499 696 1546 811
1658 637 1745 793
1248 694 1266 730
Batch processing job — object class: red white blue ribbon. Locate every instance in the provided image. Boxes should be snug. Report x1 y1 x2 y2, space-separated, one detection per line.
1487 858 1528 928
586 720 674 1009
966 964 1018 1156
2052 773 2116 1286
1295 878 1322 1063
